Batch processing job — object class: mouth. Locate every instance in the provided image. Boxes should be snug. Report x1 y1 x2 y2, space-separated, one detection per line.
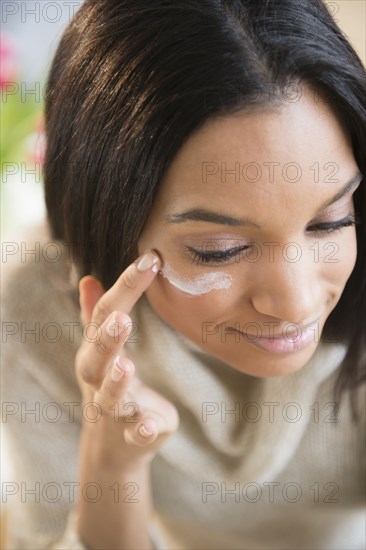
226 320 321 354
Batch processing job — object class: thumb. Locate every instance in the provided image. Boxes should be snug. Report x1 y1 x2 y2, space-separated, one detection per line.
79 275 105 325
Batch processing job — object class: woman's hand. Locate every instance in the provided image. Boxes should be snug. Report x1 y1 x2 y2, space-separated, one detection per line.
76 249 179 467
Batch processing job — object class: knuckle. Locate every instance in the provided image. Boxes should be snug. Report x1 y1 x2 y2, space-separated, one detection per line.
123 400 140 420
78 363 99 386
120 268 137 292
101 378 118 401
93 388 112 412
93 298 111 325
94 335 113 356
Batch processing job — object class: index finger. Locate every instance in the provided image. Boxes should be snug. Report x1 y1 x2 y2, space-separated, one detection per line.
92 249 161 328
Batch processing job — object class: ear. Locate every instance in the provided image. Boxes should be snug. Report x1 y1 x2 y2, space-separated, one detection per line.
79 275 105 325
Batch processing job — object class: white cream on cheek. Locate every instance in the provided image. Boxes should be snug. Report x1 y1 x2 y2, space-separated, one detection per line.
158 262 232 296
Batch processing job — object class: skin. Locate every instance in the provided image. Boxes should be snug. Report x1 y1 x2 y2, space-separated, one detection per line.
75 85 362 545
137 85 362 377
77 256 178 549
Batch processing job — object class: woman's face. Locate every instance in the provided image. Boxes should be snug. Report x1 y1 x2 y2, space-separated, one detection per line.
137 86 362 377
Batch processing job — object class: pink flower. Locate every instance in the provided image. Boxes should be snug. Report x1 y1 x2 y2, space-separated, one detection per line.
0 32 18 88
27 114 47 166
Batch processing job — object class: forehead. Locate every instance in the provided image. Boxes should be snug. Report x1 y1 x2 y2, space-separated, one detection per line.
156 86 354 211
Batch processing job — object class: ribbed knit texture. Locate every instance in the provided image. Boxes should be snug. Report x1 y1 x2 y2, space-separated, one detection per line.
1 220 365 549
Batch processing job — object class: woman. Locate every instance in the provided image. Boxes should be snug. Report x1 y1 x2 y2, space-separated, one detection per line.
2 0 365 548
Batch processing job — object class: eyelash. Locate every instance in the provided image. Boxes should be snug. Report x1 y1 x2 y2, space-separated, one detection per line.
187 214 361 265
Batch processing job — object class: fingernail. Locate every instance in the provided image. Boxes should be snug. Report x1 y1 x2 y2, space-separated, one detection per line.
111 355 131 381
136 250 160 272
139 422 155 437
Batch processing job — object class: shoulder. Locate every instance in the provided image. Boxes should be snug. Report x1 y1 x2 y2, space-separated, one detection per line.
2 219 79 316
1 219 82 401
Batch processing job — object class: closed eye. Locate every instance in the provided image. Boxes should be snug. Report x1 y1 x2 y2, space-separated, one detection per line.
186 214 361 265
187 244 249 265
308 213 360 234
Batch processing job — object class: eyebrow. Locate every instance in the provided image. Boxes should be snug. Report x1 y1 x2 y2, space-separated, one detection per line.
165 171 363 227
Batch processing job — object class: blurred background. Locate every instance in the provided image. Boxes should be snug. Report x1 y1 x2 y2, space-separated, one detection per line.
1 1 84 241
1 0 365 241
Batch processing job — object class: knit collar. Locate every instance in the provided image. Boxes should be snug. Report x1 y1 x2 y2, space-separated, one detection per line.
126 294 348 484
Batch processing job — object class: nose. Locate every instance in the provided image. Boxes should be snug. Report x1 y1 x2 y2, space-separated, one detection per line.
250 247 324 325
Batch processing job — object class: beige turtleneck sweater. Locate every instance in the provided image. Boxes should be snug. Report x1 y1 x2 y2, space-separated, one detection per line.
1 220 365 549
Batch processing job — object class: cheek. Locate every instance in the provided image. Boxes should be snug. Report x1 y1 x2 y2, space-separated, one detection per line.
320 231 358 286
142 231 359 338
143 272 235 337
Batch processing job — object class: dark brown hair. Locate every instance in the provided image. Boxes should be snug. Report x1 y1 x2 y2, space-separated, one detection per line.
43 0 365 419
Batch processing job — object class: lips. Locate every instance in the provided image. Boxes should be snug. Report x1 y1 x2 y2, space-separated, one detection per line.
227 323 320 354
227 319 321 340
243 327 311 339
